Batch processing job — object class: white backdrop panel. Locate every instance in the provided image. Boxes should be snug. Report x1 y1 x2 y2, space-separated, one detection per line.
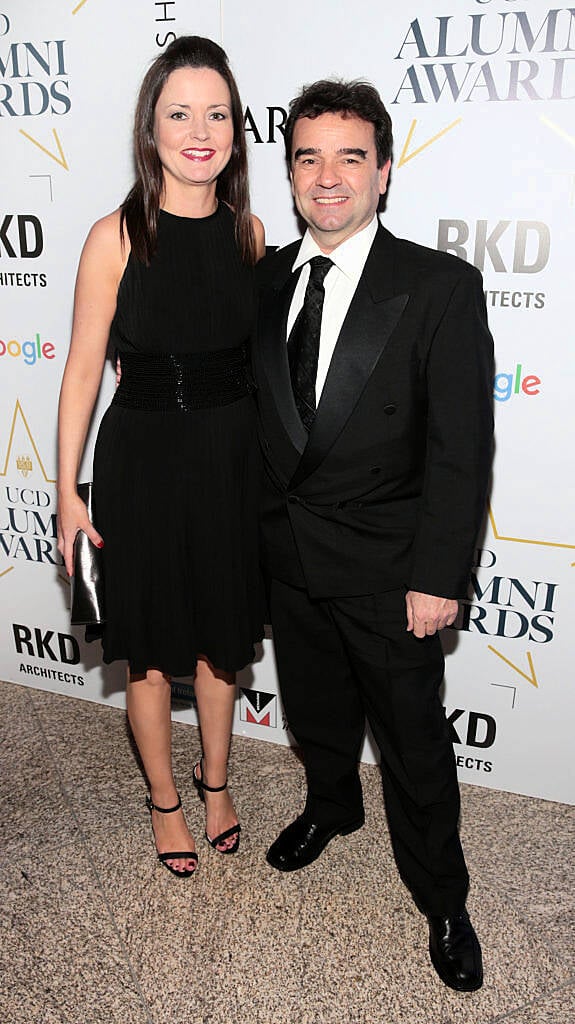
1 0 573 803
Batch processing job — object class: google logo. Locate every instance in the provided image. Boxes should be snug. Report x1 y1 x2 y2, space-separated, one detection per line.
494 363 541 403
0 333 56 366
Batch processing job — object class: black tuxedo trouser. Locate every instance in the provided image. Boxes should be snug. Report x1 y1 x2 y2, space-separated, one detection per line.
269 578 469 917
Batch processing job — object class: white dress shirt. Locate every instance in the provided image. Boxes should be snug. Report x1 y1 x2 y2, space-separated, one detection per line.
287 216 379 401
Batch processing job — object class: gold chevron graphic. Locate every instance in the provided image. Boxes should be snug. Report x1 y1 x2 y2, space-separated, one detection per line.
488 646 538 688
397 118 462 168
488 505 575 560
19 129 69 171
0 400 56 483
72 0 90 12
540 115 575 149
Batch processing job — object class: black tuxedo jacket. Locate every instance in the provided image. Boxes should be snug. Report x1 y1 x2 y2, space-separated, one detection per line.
253 224 494 601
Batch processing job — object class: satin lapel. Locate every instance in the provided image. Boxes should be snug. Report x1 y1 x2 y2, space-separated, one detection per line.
259 260 308 453
288 256 409 490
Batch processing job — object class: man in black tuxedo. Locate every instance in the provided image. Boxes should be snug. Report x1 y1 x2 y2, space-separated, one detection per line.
254 80 493 992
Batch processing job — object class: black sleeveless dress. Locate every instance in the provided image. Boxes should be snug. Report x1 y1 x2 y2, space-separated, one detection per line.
92 204 263 675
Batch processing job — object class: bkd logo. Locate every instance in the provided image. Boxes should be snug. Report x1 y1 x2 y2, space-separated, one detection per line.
240 689 277 727
447 709 496 748
447 707 495 773
0 215 43 258
437 220 550 274
0 15 71 117
13 622 80 664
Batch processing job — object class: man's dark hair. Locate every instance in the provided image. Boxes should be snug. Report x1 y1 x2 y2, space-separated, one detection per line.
284 79 393 168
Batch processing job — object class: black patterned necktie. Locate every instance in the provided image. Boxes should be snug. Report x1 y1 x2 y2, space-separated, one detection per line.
287 255 333 431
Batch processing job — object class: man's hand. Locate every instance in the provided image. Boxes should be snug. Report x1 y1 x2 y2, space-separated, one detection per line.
405 591 458 638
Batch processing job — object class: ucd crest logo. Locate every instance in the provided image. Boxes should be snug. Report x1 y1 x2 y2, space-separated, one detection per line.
16 454 33 477
240 688 277 728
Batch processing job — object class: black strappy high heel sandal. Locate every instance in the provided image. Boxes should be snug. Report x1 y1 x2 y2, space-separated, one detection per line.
193 759 241 854
145 793 198 878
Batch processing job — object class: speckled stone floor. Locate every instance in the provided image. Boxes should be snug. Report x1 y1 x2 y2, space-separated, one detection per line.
1 678 574 1024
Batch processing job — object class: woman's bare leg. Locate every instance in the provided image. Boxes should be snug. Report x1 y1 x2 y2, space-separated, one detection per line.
127 668 196 873
194 657 238 851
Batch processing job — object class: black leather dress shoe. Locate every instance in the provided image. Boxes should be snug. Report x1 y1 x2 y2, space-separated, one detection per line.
427 910 483 991
266 813 364 872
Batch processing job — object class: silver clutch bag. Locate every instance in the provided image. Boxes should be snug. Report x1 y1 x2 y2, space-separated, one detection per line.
70 482 105 626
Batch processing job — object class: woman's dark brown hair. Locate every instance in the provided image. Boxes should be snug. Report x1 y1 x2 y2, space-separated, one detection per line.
121 36 256 264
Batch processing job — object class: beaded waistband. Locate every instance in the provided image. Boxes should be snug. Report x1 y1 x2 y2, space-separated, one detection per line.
112 346 255 412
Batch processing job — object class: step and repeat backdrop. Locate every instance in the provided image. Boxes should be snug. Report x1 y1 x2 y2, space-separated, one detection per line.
1 0 574 803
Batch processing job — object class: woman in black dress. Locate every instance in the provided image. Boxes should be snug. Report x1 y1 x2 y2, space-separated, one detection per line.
57 37 265 878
